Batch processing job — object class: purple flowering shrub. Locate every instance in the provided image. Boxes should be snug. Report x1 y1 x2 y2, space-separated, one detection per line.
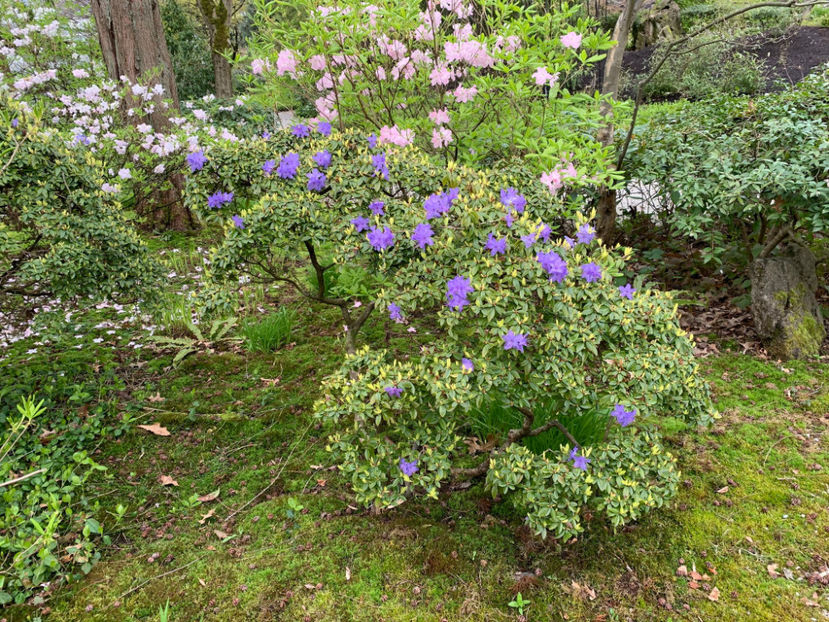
247 0 621 191
314 166 715 539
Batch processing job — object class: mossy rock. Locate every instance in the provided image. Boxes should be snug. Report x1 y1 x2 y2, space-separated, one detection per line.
750 244 826 360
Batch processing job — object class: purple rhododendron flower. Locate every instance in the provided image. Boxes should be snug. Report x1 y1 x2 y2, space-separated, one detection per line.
307 168 326 192
520 233 537 249
462 358 474 372
317 121 332 136
619 283 635 300
372 151 389 179
499 187 526 213
411 223 434 249
502 330 528 352
446 275 473 311
367 226 395 251
262 130 271 139
563 236 576 249
568 446 591 471
207 191 234 208
262 159 276 175
612 404 636 427
291 123 310 137
388 303 403 321
73 133 91 146
186 150 207 172
538 223 552 242
385 386 403 398
367 134 378 149
231 214 244 229
537 251 568 283
277 153 300 179
424 189 459 219
576 224 595 245
485 233 507 256
505 211 515 228
581 262 602 283
313 150 332 168
351 216 370 232
11 118 19 128
399 457 418 476
369 200 385 215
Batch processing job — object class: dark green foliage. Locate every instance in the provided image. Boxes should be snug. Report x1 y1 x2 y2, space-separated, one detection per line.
161 0 215 100
242 307 297 352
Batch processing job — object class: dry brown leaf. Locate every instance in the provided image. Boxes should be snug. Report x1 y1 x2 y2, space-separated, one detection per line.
316 479 327 488
198 489 220 502
568 581 596 601
198 578 206 587
716 486 729 494
198 509 215 525
688 580 700 590
213 529 229 539
801 593 819 607
767 563 779 578
690 570 703 581
159 475 178 487
676 565 688 577
148 392 166 403
708 587 720 602
138 422 170 437
345 566 351 582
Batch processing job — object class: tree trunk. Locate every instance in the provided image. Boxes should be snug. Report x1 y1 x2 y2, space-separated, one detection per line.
595 0 643 243
199 0 235 98
90 0 194 231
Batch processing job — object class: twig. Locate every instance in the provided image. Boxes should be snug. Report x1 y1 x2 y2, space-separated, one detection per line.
0 468 46 488
116 555 208 601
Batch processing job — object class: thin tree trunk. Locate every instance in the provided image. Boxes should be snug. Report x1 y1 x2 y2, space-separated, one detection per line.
595 0 643 243
90 0 194 231
199 0 235 98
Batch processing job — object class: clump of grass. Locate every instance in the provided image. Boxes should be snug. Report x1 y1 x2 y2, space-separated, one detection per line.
468 396 609 453
241 308 297 352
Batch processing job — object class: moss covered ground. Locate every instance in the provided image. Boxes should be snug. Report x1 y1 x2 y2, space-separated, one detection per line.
3 241 827 622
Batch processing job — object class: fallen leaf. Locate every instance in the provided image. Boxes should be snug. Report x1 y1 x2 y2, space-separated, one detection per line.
568 581 596 601
716 486 729 494
688 580 700 590
690 570 704 581
198 489 221 502
213 529 229 539
148 392 166 403
767 563 779 578
198 578 206 587
138 422 170 436
801 593 819 607
345 566 351 582
316 479 327 488
782 568 794 580
708 587 720 602
159 475 178 486
198 509 215 525
676 565 688 577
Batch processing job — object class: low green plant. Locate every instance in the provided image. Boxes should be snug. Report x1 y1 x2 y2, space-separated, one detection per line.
0 396 108 604
158 599 172 622
241 307 297 352
508 592 530 616
151 317 240 366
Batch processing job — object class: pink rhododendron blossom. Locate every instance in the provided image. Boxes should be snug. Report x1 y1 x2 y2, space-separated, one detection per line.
316 73 334 91
376 66 386 80
445 40 494 68
378 37 407 61
452 85 477 103
414 10 441 41
391 57 416 81
309 54 327 71
411 49 432 65
276 49 298 76
430 63 453 86
540 170 563 193
378 125 414 146
431 127 453 148
533 66 554 86
429 108 450 125
251 58 267 75
560 31 583 49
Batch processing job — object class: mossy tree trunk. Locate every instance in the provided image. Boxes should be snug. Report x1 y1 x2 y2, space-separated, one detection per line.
90 0 196 231
199 0 235 99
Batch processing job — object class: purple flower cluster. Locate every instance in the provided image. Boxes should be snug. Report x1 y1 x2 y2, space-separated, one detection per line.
576 223 595 245
461 358 474 372
367 134 378 149
369 200 385 216
207 191 234 208
485 233 507 256
537 251 568 283
385 385 403 398
367 226 395 251
277 153 300 179
423 188 459 219
372 151 389 179
262 159 276 175
611 404 636 427
568 446 591 471
11 118 19 128
388 303 403 322
313 150 332 168
351 216 370 232
619 283 635 300
411 223 434 249
580 262 602 283
231 214 245 229
307 168 326 192
317 121 332 136
186 150 207 172
446 275 473 311
499 187 526 212
399 457 418 476
520 232 537 249
291 123 310 137
502 330 528 352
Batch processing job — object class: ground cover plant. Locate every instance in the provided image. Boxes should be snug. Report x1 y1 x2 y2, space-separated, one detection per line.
1 0 828 619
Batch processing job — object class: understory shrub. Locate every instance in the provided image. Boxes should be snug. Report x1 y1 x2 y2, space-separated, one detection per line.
0 107 161 301
242 307 297 352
